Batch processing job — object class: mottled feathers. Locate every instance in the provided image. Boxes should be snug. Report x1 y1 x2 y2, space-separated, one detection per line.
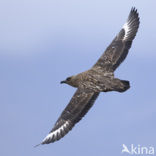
93 7 140 71
36 7 140 146
41 90 99 145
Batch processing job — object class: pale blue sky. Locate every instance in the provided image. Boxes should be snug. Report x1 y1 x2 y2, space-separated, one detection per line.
0 0 156 156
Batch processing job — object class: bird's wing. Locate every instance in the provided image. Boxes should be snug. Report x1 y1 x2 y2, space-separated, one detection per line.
41 89 99 144
93 7 140 72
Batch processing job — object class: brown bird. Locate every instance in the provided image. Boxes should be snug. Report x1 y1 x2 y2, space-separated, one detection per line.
36 7 140 146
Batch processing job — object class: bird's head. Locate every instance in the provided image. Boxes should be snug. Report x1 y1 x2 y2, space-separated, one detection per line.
60 76 78 87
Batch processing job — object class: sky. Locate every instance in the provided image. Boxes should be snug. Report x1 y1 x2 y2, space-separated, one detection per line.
0 0 156 156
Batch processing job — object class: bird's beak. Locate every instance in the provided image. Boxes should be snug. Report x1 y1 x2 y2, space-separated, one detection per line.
60 80 66 84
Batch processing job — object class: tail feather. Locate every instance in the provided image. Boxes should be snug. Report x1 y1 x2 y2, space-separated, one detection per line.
118 80 130 92
111 79 130 92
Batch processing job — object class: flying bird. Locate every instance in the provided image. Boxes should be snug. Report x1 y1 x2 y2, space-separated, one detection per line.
36 7 140 146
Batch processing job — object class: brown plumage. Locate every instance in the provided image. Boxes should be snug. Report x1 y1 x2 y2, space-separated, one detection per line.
36 7 140 146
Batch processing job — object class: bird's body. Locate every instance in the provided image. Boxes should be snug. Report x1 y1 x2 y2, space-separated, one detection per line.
36 7 140 146
64 69 129 93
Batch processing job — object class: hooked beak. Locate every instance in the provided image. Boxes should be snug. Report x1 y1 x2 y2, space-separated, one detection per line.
60 80 66 84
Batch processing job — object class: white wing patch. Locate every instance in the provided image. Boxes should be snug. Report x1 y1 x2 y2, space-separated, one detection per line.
122 21 131 41
42 121 70 143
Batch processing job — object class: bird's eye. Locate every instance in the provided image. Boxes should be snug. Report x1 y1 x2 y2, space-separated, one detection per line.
66 77 71 81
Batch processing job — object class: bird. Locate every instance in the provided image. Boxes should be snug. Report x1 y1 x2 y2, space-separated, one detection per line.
36 7 140 146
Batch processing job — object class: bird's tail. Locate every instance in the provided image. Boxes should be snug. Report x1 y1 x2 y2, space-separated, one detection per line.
112 79 130 92
119 80 130 92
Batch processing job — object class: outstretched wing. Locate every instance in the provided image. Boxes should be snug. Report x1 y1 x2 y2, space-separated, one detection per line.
93 7 140 72
40 89 99 145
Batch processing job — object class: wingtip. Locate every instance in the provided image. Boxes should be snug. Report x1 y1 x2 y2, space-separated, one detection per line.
34 143 42 148
131 7 137 12
122 7 140 41
129 7 139 18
